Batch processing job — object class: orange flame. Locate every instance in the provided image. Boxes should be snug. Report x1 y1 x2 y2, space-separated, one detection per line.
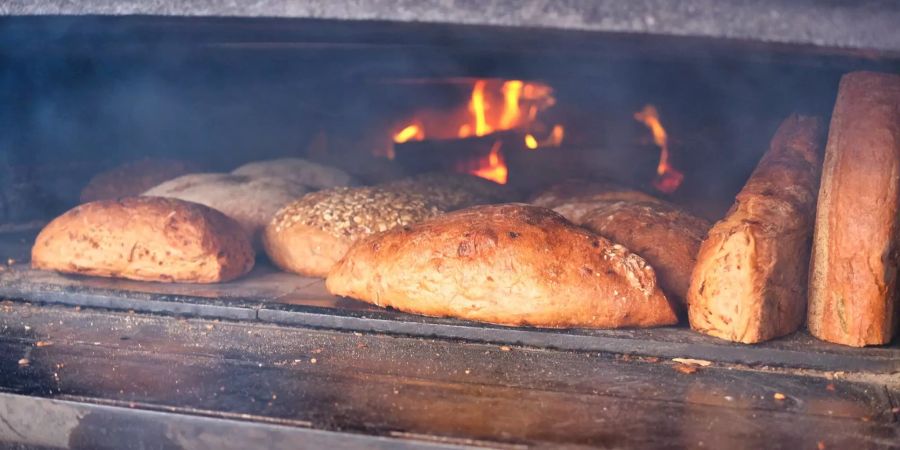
470 80 493 137
470 140 508 184
499 80 523 130
524 134 538 150
393 123 424 144
634 105 684 193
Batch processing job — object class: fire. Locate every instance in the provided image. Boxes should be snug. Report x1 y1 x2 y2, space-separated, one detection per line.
388 78 560 184
499 80 523 129
634 105 684 193
469 140 508 184
393 123 424 144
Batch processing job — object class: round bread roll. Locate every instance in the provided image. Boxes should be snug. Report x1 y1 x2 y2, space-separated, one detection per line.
263 186 443 277
32 197 254 283
231 158 356 189
80 158 194 203
580 201 710 304
327 204 678 328
143 173 308 244
383 172 519 210
530 179 661 224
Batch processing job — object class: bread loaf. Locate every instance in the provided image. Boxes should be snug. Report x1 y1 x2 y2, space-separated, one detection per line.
687 115 823 343
32 197 254 283
80 158 193 202
263 187 443 277
142 173 308 244
383 172 519 210
530 179 661 224
231 158 355 189
809 71 900 347
581 201 710 304
327 204 678 328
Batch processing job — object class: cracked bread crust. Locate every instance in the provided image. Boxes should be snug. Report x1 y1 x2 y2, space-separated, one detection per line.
32 197 255 283
326 204 677 329
687 114 823 344
581 200 710 305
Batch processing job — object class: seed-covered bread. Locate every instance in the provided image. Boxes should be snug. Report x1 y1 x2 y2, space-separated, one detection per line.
231 158 356 189
32 197 254 283
581 200 710 304
263 187 443 277
327 204 678 328
383 172 519 210
143 173 308 244
530 179 661 224
80 158 194 202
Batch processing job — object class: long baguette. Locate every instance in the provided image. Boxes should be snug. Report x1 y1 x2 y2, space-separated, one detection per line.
808 71 900 347
687 114 823 343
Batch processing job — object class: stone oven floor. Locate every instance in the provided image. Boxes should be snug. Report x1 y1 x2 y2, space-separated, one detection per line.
0 228 897 448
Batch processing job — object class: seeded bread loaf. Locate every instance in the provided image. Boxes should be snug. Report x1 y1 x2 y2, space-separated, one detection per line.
263 187 443 277
581 200 710 305
32 197 254 283
383 172 519 210
327 204 678 328
530 179 661 224
143 173 308 245
809 72 900 347
231 158 356 189
687 115 823 344
80 158 194 202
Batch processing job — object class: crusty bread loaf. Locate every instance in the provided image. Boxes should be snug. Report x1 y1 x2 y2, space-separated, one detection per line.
80 158 193 202
142 173 308 244
581 200 710 305
263 187 443 277
687 115 823 344
809 71 900 347
327 204 678 328
231 158 355 189
32 197 254 283
383 172 519 210
530 179 661 224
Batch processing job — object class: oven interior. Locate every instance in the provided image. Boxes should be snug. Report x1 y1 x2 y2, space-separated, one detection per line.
1 14 899 449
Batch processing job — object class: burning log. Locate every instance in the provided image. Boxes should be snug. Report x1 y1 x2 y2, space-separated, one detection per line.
394 130 659 193
393 131 525 176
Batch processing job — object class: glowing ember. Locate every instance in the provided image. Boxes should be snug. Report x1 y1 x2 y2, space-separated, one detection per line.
393 123 424 144
524 134 539 150
470 140 508 184
634 105 684 193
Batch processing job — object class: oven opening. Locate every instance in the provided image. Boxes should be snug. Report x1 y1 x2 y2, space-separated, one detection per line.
1 12 899 448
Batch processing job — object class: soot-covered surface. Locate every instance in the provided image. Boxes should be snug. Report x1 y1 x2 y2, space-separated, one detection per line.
0 302 897 448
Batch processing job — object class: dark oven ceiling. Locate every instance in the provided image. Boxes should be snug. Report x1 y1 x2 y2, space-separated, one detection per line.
3 0 900 56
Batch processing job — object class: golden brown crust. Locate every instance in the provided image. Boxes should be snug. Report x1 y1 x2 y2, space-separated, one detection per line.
327 204 678 329
263 187 443 277
687 115 823 344
382 172 519 210
80 159 193 202
581 201 710 305
809 71 900 347
530 179 661 224
31 197 255 283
